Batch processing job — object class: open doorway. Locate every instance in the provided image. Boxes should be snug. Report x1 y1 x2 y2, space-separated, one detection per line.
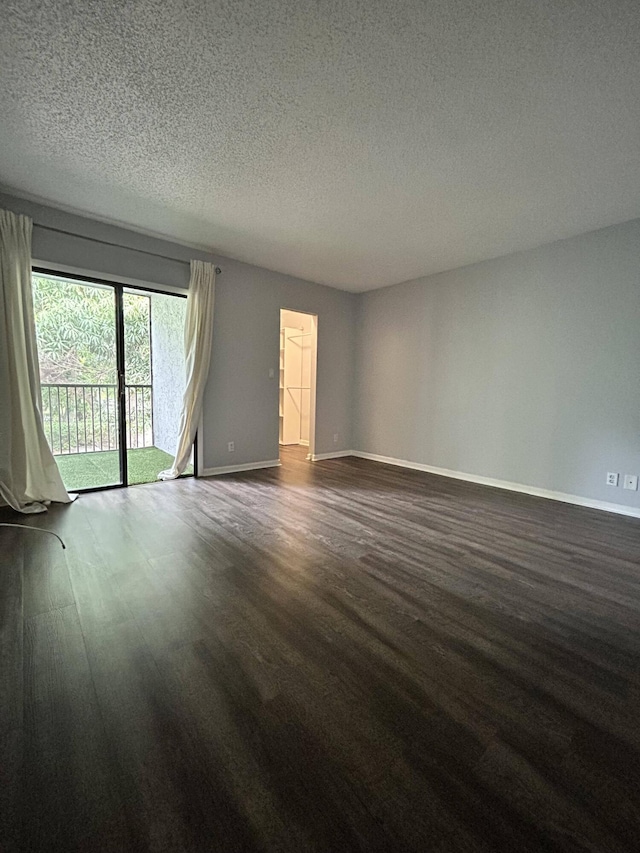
279 308 318 462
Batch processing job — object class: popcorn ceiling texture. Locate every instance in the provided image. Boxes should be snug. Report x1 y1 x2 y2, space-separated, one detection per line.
1 0 639 291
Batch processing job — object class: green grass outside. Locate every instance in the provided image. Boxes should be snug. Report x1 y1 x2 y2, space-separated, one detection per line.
55 446 193 490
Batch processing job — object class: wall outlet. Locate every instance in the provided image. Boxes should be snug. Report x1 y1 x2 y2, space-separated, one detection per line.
333 433 339 443
606 472 619 486
623 474 638 491
227 441 235 453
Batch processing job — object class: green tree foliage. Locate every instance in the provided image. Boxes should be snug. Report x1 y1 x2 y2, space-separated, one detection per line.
33 276 151 384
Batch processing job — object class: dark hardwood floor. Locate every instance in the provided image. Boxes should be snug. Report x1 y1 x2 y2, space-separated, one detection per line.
2 444 640 852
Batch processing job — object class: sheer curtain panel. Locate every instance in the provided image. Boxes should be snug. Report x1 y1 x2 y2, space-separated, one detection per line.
159 260 216 480
0 209 71 512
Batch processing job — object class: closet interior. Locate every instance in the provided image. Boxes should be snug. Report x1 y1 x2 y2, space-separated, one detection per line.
279 309 314 449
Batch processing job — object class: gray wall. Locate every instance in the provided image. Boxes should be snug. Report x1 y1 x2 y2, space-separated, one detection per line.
150 292 186 455
1 191 356 469
6 187 638 509
355 219 640 510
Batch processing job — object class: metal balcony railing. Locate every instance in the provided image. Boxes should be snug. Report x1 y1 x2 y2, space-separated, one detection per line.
41 383 153 455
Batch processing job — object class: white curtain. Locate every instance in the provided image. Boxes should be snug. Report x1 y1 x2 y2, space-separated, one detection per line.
158 260 216 480
0 209 72 513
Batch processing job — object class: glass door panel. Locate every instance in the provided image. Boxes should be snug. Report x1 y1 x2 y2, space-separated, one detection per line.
33 272 124 490
123 287 192 484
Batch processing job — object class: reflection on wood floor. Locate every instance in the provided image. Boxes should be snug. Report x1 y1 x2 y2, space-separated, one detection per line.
2 446 640 851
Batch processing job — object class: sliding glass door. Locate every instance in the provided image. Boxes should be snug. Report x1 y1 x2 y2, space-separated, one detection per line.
32 269 194 492
33 271 125 491
123 287 193 485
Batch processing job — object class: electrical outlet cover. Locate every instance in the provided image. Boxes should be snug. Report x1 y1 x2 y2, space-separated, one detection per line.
606 472 619 486
623 474 638 491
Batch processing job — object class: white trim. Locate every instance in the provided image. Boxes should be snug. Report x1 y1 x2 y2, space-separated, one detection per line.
299 439 309 447
309 314 318 459
278 307 318 457
200 459 281 477
311 450 354 461
351 451 640 519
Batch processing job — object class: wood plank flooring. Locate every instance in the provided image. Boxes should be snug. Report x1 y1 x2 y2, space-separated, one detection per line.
2 444 640 852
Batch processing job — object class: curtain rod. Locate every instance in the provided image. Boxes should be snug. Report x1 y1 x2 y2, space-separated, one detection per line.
32 222 222 274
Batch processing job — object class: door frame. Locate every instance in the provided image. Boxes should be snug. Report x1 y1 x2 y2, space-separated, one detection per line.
279 307 318 461
32 266 197 492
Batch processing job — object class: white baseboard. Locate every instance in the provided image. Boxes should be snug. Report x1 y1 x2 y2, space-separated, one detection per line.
299 440 309 446
200 459 281 477
311 450 354 461
351 451 640 519
198 449 640 519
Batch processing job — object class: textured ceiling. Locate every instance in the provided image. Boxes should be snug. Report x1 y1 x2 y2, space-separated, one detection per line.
1 0 639 291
